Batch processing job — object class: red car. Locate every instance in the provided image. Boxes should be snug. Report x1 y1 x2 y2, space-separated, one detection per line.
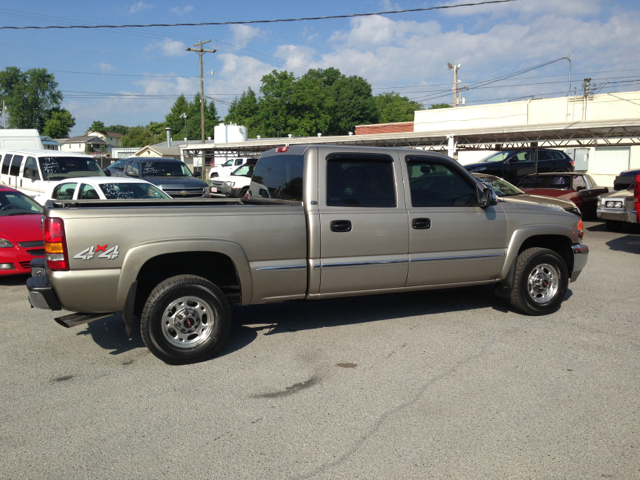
517 173 609 218
0 185 45 276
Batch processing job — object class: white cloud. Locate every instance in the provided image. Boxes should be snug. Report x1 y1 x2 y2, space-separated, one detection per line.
97 63 117 73
129 1 152 14
171 5 193 15
229 25 263 48
217 53 275 89
145 39 188 57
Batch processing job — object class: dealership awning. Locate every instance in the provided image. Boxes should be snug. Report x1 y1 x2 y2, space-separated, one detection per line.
181 119 640 157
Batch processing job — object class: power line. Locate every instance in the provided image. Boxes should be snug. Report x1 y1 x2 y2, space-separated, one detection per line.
0 0 516 30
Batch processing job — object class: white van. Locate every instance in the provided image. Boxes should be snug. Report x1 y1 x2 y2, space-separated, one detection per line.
0 129 44 150
0 149 104 197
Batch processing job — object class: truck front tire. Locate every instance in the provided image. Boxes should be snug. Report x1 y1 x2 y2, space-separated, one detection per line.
140 275 231 364
510 247 568 316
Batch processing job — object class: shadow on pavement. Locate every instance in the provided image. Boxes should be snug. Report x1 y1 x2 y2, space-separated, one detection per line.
0 273 30 287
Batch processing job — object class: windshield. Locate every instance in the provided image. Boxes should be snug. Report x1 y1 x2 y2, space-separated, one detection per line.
141 161 192 177
98 183 171 199
39 157 105 181
231 164 255 177
475 175 523 196
479 151 512 163
518 175 571 189
0 190 44 216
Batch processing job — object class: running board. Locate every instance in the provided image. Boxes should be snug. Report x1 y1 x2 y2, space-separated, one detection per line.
54 312 115 328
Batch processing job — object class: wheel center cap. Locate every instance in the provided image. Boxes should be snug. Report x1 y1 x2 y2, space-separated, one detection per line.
175 309 199 332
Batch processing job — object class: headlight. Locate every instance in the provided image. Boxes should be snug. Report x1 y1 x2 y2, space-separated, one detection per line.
540 203 565 212
605 200 623 208
0 238 14 248
225 181 234 187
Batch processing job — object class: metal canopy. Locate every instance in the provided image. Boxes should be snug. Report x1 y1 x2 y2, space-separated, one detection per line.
181 119 640 157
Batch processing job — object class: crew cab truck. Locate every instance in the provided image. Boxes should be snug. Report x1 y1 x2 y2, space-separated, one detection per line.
28 145 589 364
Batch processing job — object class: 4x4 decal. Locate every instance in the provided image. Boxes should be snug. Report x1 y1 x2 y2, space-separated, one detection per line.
73 245 120 261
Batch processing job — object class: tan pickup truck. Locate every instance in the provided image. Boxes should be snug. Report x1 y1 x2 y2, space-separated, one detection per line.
28 145 589 364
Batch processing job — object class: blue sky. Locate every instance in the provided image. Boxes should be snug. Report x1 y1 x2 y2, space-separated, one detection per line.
1 0 639 136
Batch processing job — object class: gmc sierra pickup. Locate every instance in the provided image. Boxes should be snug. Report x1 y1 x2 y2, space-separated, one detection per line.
28 145 589 364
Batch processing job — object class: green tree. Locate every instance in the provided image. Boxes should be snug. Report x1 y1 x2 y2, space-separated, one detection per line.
225 87 260 133
121 125 164 147
328 74 379 135
43 108 76 138
256 70 297 138
0 67 63 132
204 99 219 139
146 121 166 136
165 94 190 139
105 124 130 135
88 120 107 134
375 92 423 123
428 103 452 109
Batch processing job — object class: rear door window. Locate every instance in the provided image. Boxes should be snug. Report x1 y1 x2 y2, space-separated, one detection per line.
23 157 40 180
52 182 78 200
9 155 23 176
326 155 396 208
79 184 100 199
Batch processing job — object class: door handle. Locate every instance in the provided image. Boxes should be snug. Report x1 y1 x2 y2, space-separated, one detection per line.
330 220 352 232
412 218 431 229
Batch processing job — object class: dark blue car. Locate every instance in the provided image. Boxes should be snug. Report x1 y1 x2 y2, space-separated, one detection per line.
120 157 208 198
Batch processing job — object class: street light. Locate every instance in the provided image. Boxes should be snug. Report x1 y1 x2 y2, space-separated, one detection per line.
179 112 187 139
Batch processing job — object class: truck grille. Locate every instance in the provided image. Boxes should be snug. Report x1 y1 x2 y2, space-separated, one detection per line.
210 181 225 188
163 187 204 198
18 240 44 248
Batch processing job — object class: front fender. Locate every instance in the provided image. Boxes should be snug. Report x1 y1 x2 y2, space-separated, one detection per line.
115 238 253 310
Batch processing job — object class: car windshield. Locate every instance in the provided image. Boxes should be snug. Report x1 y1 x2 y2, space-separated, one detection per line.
141 161 192 177
231 164 255 177
39 157 105 181
475 176 523 196
478 151 512 163
0 190 44 216
98 183 171 199
518 175 571 189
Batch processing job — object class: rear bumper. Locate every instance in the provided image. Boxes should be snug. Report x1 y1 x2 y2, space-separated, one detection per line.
27 274 62 310
597 207 638 224
570 244 589 283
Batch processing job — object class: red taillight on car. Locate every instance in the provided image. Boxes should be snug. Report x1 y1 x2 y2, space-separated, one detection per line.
577 218 584 241
44 218 69 271
635 175 640 223
570 160 575 166
275 146 289 153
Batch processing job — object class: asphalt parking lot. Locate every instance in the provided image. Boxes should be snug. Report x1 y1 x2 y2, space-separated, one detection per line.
1 221 638 479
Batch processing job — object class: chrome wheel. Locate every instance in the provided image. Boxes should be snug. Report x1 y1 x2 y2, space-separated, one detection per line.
527 263 559 304
161 296 215 349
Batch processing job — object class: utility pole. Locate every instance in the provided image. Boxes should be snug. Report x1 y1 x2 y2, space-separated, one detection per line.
448 63 461 107
186 39 216 143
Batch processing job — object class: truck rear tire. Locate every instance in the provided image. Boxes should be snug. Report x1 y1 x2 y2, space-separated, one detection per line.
510 247 568 316
140 275 231 364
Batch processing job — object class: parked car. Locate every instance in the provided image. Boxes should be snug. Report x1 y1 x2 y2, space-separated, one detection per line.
121 157 208 198
472 173 581 216
209 159 258 198
613 168 640 191
209 157 253 179
517 173 608 218
597 174 640 231
0 185 45 276
0 149 104 198
34 177 171 204
103 158 131 177
464 149 575 184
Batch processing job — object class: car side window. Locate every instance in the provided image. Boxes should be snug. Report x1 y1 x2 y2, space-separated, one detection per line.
124 161 140 175
235 159 243 166
23 157 40 180
79 184 100 199
406 157 478 207
512 151 531 162
52 182 78 200
326 155 396 208
538 151 552 161
572 175 586 189
9 155 23 176
1 154 13 175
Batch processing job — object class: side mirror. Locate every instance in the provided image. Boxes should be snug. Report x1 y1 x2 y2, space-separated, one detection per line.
193 171 201 178
104 169 111 177
125 171 139 178
478 188 498 209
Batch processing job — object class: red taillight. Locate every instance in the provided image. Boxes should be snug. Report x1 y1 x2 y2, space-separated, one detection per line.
275 146 289 153
577 218 584 241
570 160 575 166
44 218 69 271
